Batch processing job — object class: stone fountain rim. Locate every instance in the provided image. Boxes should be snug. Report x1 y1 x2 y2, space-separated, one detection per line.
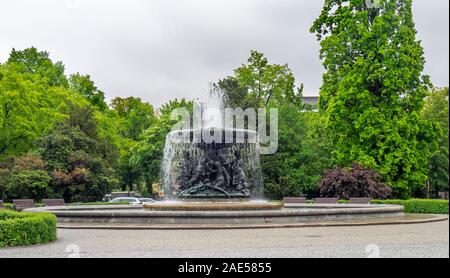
25 203 407 226
26 203 404 217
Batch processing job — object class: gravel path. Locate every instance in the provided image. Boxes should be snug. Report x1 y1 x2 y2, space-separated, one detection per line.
0 220 448 258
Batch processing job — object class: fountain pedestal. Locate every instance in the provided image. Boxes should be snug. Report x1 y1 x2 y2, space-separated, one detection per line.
162 128 262 199
143 201 284 211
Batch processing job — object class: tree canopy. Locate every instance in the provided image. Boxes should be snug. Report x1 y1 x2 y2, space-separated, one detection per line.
0 38 446 201
311 0 439 198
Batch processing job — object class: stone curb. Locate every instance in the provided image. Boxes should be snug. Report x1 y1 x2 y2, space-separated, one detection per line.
57 214 448 230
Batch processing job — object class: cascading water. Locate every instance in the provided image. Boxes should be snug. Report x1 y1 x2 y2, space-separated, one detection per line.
160 87 263 200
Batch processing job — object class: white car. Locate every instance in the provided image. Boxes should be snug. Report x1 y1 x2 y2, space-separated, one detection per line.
139 198 157 204
109 197 141 205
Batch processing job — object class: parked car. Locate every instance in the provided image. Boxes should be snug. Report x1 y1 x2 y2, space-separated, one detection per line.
139 198 157 204
109 197 141 205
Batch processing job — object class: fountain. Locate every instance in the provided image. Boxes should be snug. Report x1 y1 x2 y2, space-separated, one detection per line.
27 87 411 227
144 87 279 210
160 128 262 200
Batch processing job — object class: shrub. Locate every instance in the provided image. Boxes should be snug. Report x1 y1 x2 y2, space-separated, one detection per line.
372 199 449 214
0 210 57 248
319 164 392 200
6 170 52 201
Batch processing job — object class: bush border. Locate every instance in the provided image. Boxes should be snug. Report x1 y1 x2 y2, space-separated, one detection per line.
0 210 57 248
372 199 449 214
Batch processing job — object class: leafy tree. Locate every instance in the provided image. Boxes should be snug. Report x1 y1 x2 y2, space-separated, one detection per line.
319 164 393 200
7 47 68 87
214 51 333 198
311 0 439 198
109 97 157 191
130 99 193 194
0 63 73 158
69 73 107 111
0 155 52 201
6 170 52 201
0 63 41 157
0 49 89 159
159 98 193 116
111 97 156 141
216 77 260 109
423 87 449 197
234 50 304 108
262 105 334 199
261 103 309 198
38 105 119 202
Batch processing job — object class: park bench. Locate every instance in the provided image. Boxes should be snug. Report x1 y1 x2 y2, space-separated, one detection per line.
314 198 338 204
283 197 307 204
349 198 372 204
13 199 36 211
0 200 4 209
43 199 66 207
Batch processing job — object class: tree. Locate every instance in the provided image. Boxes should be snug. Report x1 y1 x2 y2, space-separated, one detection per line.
0 155 52 201
216 77 260 109
0 49 89 159
319 164 393 200
38 105 119 202
111 97 156 141
423 87 449 197
0 63 41 157
130 99 193 194
311 0 439 198
69 73 107 111
7 47 68 87
109 97 157 192
261 105 334 199
216 51 332 199
234 50 304 108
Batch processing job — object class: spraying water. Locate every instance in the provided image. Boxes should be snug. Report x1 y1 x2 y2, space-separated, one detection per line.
160 86 263 200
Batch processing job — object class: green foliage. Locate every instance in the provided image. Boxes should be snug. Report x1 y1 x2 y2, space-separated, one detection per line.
0 49 89 159
311 0 439 198
262 106 333 199
6 170 52 201
111 96 156 141
216 77 259 110
7 47 68 87
0 155 52 201
234 50 304 108
1 43 445 202
372 199 449 214
69 73 107 111
131 99 193 190
109 97 157 192
0 210 57 248
423 88 449 197
216 51 333 199
38 105 119 202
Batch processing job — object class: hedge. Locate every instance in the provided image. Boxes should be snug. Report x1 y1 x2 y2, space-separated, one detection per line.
0 210 57 248
372 199 449 214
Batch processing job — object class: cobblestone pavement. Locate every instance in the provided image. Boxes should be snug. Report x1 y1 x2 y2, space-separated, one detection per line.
0 220 448 258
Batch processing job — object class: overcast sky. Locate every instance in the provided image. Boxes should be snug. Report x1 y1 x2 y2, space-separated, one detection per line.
1 0 448 107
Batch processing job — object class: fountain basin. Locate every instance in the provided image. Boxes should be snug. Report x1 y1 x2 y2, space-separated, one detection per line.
26 203 405 225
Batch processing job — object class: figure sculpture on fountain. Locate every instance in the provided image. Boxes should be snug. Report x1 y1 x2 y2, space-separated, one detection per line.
178 148 250 199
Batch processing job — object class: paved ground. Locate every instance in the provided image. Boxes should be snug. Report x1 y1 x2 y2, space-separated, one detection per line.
0 220 448 258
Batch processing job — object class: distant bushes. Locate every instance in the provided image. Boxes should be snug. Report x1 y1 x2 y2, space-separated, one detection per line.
319 164 392 200
0 210 57 248
372 199 449 214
